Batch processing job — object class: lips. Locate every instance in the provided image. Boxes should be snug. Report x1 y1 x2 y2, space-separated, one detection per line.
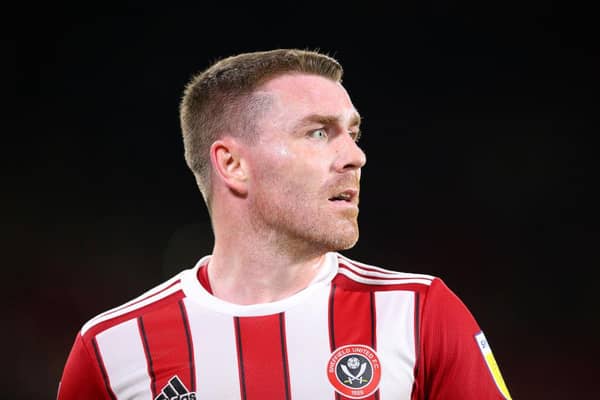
328 189 358 204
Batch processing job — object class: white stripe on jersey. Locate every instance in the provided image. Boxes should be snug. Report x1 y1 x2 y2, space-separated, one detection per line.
339 255 435 281
82 280 183 335
285 283 334 399
338 266 433 286
183 298 242 399
95 319 153 399
375 291 417 398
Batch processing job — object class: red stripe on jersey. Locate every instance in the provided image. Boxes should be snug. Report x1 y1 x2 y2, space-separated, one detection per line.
83 288 186 339
138 317 157 396
178 300 196 392
138 300 195 396
235 314 291 400
329 284 379 400
410 291 421 400
197 263 213 293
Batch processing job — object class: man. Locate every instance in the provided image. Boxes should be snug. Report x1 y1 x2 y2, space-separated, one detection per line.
58 48 512 399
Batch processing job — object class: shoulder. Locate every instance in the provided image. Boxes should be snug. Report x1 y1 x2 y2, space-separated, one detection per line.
78 268 192 341
333 252 439 292
333 253 477 329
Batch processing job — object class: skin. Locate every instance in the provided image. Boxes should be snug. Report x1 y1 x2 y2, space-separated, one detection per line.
207 73 366 305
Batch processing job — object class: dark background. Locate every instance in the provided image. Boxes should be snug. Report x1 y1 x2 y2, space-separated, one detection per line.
7 2 598 399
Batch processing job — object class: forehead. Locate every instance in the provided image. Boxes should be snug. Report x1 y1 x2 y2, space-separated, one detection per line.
256 73 359 127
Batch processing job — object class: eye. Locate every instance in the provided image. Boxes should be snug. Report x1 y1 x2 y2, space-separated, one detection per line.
309 128 328 140
350 130 362 142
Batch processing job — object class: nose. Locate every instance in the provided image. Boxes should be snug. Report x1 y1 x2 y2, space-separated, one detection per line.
334 133 367 173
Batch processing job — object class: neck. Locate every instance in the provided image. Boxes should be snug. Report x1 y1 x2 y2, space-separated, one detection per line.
207 218 328 305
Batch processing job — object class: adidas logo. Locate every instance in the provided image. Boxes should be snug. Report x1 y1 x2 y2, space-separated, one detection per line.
154 376 197 400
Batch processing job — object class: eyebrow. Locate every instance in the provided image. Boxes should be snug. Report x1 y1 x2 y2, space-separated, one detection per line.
293 112 362 131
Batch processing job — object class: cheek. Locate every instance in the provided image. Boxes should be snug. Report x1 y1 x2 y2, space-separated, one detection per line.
248 142 328 195
252 143 302 176
276 143 290 158
248 145 296 192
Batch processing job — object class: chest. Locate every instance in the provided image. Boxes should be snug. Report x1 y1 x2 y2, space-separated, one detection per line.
95 289 418 399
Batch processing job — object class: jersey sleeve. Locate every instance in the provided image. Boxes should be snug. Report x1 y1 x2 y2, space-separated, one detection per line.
415 278 512 400
57 332 111 400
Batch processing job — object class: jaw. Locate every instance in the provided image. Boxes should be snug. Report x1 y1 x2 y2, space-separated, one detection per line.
322 213 360 251
276 211 360 254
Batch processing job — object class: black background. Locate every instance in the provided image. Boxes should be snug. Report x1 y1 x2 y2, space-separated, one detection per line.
7 2 598 399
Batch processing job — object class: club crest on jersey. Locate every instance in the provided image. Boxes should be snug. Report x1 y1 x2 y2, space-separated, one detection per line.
327 344 381 399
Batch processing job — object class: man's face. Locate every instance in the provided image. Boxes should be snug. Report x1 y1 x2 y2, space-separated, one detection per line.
243 73 366 252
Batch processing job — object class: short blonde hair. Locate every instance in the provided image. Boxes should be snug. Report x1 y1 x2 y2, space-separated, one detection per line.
179 48 343 203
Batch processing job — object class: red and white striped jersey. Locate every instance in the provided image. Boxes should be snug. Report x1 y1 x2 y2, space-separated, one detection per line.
58 252 512 400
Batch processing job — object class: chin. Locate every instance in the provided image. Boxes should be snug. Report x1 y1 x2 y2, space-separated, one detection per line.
321 226 359 252
284 215 360 253
336 235 359 251
333 242 357 252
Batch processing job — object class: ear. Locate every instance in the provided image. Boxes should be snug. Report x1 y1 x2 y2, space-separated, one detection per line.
210 138 249 196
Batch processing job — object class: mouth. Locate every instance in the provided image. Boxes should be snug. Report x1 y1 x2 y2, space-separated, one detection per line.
328 189 358 204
